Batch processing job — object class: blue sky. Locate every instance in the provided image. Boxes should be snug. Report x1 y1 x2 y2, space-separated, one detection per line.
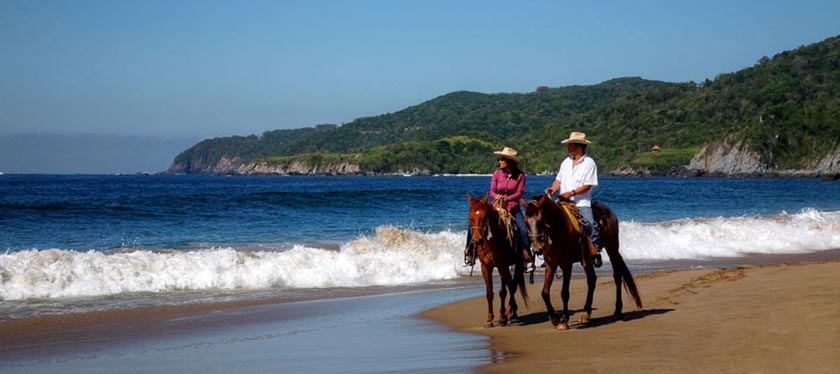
1 0 839 139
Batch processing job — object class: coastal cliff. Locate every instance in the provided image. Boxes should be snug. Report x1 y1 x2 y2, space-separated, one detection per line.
685 141 840 177
239 160 362 175
168 142 840 177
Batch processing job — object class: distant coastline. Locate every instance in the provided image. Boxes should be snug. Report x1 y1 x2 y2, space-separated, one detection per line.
164 36 840 179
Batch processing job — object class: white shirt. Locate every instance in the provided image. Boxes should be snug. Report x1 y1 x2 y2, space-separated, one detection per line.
555 154 598 207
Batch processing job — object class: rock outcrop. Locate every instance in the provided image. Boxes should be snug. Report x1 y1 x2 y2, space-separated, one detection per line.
166 139 839 177
814 146 840 175
687 141 768 176
237 160 362 175
687 141 840 177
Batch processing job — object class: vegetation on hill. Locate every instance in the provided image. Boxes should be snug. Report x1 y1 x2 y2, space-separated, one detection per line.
170 35 840 175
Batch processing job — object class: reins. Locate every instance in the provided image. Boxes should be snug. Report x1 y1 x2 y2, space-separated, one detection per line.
492 198 516 247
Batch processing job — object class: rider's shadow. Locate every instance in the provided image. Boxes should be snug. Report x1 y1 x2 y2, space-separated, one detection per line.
516 308 674 328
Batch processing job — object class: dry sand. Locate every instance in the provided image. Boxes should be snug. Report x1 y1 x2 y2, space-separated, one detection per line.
422 260 840 373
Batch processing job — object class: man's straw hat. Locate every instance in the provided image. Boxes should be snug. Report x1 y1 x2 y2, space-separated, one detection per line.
561 132 593 145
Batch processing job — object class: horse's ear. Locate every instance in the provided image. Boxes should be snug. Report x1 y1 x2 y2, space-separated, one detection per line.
467 193 472 202
538 194 552 207
481 193 489 204
519 198 528 207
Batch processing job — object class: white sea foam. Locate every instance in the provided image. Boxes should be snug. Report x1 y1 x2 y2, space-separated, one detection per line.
0 226 470 301
2 209 839 300
619 209 840 261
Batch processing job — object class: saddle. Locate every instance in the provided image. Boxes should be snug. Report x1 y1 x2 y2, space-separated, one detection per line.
557 201 583 234
556 200 600 265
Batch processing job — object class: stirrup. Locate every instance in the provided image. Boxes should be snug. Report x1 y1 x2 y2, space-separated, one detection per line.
464 244 477 266
525 262 536 273
592 254 603 268
464 253 476 267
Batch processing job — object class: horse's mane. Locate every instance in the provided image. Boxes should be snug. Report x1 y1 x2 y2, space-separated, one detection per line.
530 195 580 234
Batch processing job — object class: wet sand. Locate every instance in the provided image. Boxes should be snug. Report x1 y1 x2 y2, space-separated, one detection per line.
422 257 840 373
0 287 488 373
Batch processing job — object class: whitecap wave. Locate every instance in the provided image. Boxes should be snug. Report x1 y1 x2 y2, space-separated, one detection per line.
619 208 840 260
3 209 839 300
0 226 470 301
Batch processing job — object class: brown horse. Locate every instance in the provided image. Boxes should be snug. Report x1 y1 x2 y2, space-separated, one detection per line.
525 194 641 330
466 194 528 327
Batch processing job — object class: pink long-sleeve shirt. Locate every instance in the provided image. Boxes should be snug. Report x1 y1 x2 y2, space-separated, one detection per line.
490 169 526 212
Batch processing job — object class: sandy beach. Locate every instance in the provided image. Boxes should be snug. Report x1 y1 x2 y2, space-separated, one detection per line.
423 258 840 373
3 252 840 373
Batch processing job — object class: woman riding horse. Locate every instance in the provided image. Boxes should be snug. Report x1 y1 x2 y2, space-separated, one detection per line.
467 193 528 327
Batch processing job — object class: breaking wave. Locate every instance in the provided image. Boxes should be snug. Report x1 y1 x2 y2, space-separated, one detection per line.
2 209 839 300
0 226 468 301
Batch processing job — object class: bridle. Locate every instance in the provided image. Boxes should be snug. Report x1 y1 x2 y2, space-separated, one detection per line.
526 199 553 247
470 216 492 244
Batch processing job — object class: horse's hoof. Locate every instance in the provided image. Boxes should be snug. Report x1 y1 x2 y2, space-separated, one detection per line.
509 313 520 323
498 319 508 326
550 315 562 326
484 321 494 328
579 312 590 324
611 312 624 322
556 322 570 331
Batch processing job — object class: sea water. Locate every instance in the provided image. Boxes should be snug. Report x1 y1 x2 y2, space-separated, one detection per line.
2 174 840 308
2 175 839 372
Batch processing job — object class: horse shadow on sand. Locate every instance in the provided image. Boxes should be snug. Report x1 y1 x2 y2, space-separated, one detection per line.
511 307 673 329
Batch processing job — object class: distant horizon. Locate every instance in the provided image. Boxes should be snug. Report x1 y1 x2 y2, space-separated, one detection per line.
0 45 829 175
0 75 689 139
0 134 199 174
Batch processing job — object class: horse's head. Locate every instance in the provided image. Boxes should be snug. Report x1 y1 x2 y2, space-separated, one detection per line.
467 193 492 245
525 194 552 252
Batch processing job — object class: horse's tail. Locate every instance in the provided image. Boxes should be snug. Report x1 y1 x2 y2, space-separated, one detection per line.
610 250 642 309
593 201 641 308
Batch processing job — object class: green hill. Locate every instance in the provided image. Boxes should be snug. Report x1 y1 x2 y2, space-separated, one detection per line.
168 35 840 176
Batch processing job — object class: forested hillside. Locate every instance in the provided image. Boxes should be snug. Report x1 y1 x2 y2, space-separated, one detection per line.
168 35 840 176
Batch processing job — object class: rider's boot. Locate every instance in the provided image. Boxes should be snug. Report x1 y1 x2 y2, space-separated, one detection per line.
523 247 536 273
585 237 602 268
464 242 476 267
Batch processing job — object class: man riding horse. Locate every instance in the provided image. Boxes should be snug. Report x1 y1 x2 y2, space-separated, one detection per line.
544 132 603 268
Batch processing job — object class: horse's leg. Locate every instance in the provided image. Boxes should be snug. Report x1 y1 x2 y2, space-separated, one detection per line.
580 262 597 324
497 266 511 326
557 263 572 331
482 263 495 327
543 264 561 327
501 265 519 323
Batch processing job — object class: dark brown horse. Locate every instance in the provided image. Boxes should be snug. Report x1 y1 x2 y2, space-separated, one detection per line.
466 194 528 327
525 194 641 330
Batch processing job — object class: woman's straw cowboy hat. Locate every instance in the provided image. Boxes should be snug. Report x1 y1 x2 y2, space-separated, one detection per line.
493 147 520 164
560 132 593 145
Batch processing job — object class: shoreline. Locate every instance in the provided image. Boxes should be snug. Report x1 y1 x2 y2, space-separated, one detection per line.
0 281 481 361
422 254 840 373
3 251 840 372
0 286 488 373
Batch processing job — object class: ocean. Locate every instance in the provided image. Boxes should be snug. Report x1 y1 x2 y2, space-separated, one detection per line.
2 174 840 372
